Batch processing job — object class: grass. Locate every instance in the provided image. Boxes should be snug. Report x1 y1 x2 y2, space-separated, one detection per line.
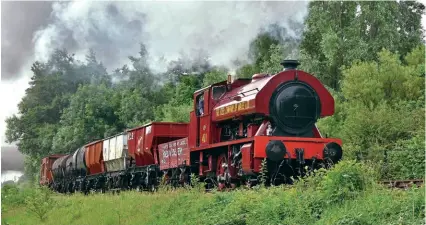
2 161 425 225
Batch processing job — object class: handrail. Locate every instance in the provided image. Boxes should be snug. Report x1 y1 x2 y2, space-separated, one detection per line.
227 88 259 100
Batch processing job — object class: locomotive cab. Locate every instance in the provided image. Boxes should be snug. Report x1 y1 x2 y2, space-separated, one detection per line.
191 76 252 147
193 84 223 147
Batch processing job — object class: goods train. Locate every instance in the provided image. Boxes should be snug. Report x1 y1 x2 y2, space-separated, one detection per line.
39 60 343 193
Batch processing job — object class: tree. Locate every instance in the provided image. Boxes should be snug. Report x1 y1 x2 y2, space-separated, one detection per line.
5 49 110 181
341 48 425 107
249 33 280 70
237 33 281 78
52 83 124 153
317 47 425 179
300 1 425 90
82 49 110 85
115 88 157 128
114 43 168 127
236 23 304 78
202 67 228 86
6 50 90 157
154 75 201 122
260 44 286 74
236 64 258 79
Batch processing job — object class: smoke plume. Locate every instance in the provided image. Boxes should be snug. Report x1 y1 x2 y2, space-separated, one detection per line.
1 1 308 147
33 1 308 73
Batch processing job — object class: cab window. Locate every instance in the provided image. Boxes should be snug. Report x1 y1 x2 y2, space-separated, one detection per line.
196 93 204 117
212 85 226 100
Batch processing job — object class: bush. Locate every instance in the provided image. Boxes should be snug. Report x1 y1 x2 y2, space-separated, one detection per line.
318 160 377 205
1 183 28 210
318 187 425 225
316 47 425 181
384 132 426 180
24 186 56 222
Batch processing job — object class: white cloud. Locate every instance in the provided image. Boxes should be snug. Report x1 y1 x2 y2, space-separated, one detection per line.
1 71 31 146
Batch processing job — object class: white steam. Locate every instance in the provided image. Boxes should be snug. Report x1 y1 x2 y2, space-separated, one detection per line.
2 1 308 146
33 1 308 73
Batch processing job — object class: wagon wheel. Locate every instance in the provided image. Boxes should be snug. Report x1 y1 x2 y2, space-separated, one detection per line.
179 167 189 186
150 184 156 192
161 174 169 186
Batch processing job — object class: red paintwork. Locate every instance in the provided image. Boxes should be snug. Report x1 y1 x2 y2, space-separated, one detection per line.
84 140 104 175
199 115 211 146
192 79 252 147
158 142 170 170
312 125 322 138
253 136 342 159
216 153 227 176
194 135 341 176
241 143 253 174
177 138 190 166
39 154 65 186
158 138 190 170
169 141 178 168
192 137 255 152
211 70 334 122
247 124 259 137
250 136 342 173
189 111 197 148
127 122 189 167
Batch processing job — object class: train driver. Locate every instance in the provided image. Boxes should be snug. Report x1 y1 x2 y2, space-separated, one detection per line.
198 94 204 116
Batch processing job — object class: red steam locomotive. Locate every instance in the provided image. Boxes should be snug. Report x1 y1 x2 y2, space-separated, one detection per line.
39 60 343 193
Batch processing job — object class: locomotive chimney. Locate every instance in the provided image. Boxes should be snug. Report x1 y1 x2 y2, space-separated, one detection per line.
281 59 300 71
227 74 232 91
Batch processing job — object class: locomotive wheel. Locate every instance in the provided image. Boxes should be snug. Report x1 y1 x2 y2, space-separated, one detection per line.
322 158 334 169
217 153 228 191
216 153 238 191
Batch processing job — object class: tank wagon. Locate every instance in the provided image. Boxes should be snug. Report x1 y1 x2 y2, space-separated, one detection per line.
40 60 343 193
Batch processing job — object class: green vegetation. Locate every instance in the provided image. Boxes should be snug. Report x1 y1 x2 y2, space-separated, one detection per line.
2 161 424 225
317 47 425 180
5 1 424 182
2 1 425 224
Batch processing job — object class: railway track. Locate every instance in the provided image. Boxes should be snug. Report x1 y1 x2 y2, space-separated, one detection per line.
56 179 424 195
381 179 424 190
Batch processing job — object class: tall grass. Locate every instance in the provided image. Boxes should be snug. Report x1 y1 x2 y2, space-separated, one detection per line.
2 160 425 225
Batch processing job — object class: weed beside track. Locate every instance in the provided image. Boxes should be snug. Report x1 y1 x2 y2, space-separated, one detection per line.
2 161 425 225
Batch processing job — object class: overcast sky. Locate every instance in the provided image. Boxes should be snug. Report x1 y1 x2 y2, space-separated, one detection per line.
1 1 310 147
1 1 425 148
